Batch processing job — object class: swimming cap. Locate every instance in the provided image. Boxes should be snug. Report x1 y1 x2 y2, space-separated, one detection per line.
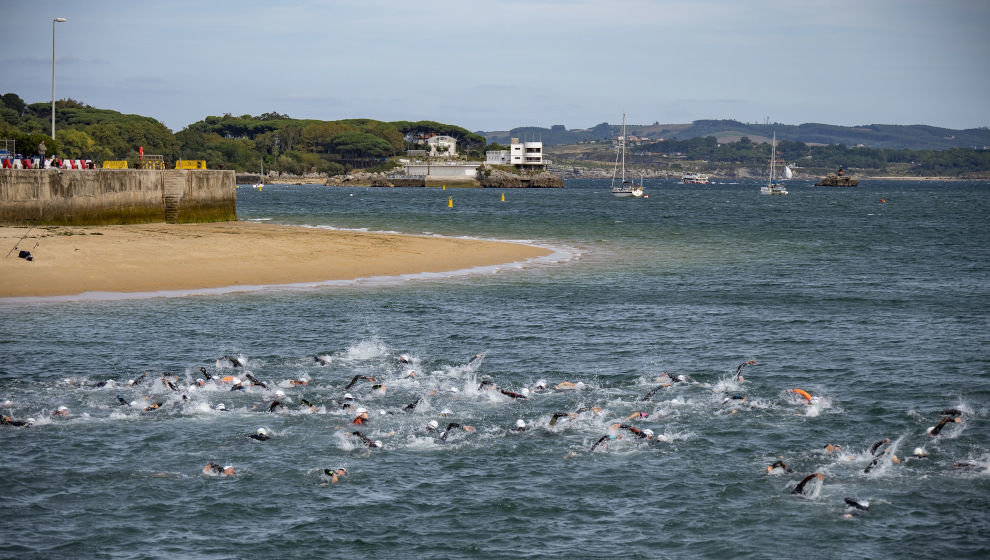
257 428 268 436
428 420 439 429
275 390 285 398
515 419 526 428
216 403 226 411
912 447 929 457
378 409 387 416
343 393 354 400
58 406 68 411
449 387 459 393
231 378 240 385
575 382 585 388
355 407 367 415
440 408 453 416
373 440 383 448
643 429 654 437
521 388 530 396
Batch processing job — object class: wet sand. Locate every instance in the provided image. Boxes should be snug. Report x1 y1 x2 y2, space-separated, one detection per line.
0 222 551 298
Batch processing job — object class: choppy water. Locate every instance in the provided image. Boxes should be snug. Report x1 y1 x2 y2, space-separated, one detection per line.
1 180 988 559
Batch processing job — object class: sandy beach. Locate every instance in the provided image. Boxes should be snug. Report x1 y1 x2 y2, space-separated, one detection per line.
0 223 550 298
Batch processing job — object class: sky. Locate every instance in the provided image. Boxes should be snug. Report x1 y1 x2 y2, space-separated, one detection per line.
2 0 988 133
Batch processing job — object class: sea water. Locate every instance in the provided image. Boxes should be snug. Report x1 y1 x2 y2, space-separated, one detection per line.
1 180 988 559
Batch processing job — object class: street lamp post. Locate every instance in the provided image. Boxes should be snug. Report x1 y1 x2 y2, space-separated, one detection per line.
51 17 67 140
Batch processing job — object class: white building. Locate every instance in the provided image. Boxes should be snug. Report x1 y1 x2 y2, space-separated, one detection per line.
426 135 458 157
485 138 546 170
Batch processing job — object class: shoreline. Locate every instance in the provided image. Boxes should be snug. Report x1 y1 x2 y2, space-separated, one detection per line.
0 223 552 299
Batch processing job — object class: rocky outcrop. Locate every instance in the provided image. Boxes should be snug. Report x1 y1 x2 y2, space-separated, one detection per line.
478 166 565 188
324 171 395 187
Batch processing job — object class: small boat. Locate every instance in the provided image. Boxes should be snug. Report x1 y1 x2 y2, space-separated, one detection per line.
682 173 711 184
783 165 793 180
815 168 859 187
252 158 264 189
760 132 788 195
611 113 644 198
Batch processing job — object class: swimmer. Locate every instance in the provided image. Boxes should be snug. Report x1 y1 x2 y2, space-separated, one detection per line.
953 462 985 471
590 434 616 452
350 431 383 448
288 379 307 386
404 370 417 379
116 395 130 406
230 379 245 391
161 376 180 392
511 419 528 432
194 378 206 388
52 406 69 417
613 424 654 439
478 377 496 391
425 420 440 433
314 355 331 366
143 402 163 412
791 472 823 495
767 460 792 474
344 375 377 390
248 428 270 441
323 467 346 484
215 403 228 412
555 381 585 390
245 373 267 389
844 497 869 511
722 394 746 404
530 380 549 393
626 411 650 421
549 407 603 427
440 423 476 441
870 438 890 455
199 367 214 381
1 415 31 427
500 389 527 399
824 443 842 454
468 353 485 365
911 447 929 459
352 408 370 425
864 449 888 473
299 398 316 412
267 400 285 413
439 408 453 417
927 416 961 437
399 354 411 364
224 355 244 368
203 462 236 476
403 398 422 411
642 385 667 401
129 372 149 386
940 408 963 418
735 360 756 382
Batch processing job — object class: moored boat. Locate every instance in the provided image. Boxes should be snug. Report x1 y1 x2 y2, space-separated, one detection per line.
682 173 711 184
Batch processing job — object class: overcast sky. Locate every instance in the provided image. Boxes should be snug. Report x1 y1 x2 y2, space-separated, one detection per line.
3 0 988 132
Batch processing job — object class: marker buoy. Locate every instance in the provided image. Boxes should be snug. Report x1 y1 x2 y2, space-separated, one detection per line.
792 388 812 402
447 196 453 208
500 192 505 202
442 185 446 191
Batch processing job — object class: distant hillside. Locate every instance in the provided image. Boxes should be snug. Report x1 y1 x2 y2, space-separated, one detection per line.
480 120 990 150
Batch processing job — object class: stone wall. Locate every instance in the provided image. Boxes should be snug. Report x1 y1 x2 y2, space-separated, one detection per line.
0 169 236 225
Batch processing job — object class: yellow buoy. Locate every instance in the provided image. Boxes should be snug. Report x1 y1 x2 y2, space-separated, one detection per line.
447 196 453 208
500 192 505 202
442 184 446 191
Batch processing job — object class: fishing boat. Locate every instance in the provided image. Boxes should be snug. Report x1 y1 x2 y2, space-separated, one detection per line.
252 159 264 189
760 132 788 195
682 173 711 184
611 113 644 198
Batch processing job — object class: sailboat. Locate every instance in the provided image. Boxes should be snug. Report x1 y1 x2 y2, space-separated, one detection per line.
610 113 644 198
783 164 793 180
760 132 788 195
252 158 264 190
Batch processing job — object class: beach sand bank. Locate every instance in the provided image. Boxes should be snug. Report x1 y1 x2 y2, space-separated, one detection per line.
0 223 551 298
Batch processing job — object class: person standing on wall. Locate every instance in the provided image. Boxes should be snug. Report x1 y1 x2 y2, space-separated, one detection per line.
38 140 46 169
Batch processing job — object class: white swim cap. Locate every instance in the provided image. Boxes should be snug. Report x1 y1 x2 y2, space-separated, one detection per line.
373 440 383 448
231 378 240 385
343 393 354 400
521 388 530 396
643 429 655 437
257 428 268 436
275 390 285 398
575 381 585 388
58 406 68 412
355 407 367 415
216 403 226 411
449 387 459 393
913 447 929 457
440 408 453 416
515 419 526 428
428 420 439 429
379 409 387 416
535 379 547 389
926 426 935 434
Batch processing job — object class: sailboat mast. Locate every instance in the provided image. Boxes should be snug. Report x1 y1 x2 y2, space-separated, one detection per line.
620 113 626 184
770 132 776 186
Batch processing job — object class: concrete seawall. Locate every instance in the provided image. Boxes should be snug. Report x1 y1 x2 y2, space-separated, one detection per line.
0 169 236 226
